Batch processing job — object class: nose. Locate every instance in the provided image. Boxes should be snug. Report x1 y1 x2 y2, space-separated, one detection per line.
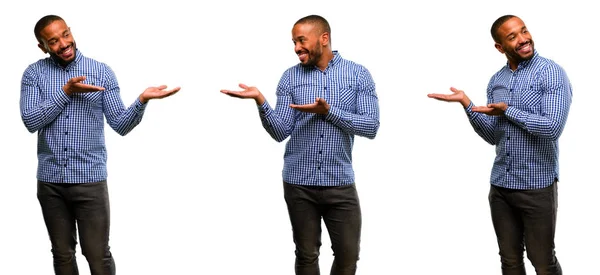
515 33 528 44
294 42 302 53
58 38 68 49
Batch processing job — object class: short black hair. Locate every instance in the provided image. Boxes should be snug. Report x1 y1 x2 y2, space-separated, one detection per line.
295 15 331 36
490 15 517 43
34 15 64 44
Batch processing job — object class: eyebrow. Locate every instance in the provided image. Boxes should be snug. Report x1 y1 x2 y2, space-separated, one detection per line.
47 30 70 42
293 35 306 41
506 26 527 39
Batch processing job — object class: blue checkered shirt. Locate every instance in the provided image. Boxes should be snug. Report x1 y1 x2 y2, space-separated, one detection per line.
20 50 147 184
258 51 380 186
465 51 572 189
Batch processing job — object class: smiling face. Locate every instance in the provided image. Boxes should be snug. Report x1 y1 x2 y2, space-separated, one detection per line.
494 17 535 70
37 19 76 67
292 22 330 70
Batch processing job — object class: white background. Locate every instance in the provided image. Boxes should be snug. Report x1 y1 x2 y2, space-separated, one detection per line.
1 0 598 274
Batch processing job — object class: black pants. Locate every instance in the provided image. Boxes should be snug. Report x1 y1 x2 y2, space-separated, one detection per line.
283 182 362 275
489 181 561 275
37 180 115 275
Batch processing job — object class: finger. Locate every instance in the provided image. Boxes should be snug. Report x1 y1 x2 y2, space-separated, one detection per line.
156 85 168 90
450 87 461 94
73 83 105 91
239 83 249 89
220 90 240 95
427 94 446 99
69 75 86 84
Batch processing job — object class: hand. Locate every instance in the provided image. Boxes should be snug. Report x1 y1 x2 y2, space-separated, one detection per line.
220 83 265 105
139 85 181 103
290 97 330 114
63 76 105 96
472 102 507 116
427 87 471 108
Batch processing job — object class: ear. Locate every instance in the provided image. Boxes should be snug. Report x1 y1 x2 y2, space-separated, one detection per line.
320 32 330 47
494 42 504 54
38 43 48 54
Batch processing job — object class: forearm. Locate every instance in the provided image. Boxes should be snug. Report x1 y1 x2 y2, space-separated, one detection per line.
465 102 496 145
504 106 569 140
106 97 147 136
325 107 379 139
258 100 293 142
20 88 70 133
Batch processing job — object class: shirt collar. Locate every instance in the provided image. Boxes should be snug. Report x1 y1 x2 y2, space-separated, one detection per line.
508 50 538 71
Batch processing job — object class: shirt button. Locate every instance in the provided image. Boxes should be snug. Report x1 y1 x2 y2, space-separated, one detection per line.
324 87 327 90
320 135 324 138
64 164 67 167
317 167 321 170
64 148 68 151
64 132 68 135
319 150 322 154
506 153 510 156
506 168 510 172
506 136 510 140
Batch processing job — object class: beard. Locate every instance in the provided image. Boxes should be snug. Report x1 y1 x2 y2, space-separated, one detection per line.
48 40 77 66
300 43 323 68
505 40 535 64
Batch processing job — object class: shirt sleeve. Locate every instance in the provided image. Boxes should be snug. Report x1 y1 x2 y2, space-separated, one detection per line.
102 65 147 136
503 63 572 140
20 65 71 133
257 71 296 142
324 67 380 139
464 78 498 145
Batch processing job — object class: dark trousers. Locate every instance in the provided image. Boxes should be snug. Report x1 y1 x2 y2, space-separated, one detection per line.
37 180 116 275
283 182 362 275
489 181 562 275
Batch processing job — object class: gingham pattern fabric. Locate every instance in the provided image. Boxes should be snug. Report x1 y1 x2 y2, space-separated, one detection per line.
258 51 380 186
466 51 572 189
20 50 147 183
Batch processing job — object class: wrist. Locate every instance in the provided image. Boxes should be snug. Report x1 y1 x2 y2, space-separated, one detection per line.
62 84 72 96
460 96 471 108
255 93 265 105
139 94 148 104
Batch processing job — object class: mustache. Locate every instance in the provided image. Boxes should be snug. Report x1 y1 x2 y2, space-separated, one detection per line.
517 40 532 49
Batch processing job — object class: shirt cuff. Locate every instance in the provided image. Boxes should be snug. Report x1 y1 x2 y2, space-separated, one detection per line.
504 106 528 127
133 97 148 113
257 100 273 117
464 101 476 118
325 106 343 124
55 88 72 107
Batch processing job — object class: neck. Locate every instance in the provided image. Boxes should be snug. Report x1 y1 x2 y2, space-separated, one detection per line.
316 50 334 71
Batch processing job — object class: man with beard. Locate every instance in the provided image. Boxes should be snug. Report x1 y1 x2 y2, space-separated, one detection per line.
428 15 571 275
221 14 380 275
20 15 180 275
